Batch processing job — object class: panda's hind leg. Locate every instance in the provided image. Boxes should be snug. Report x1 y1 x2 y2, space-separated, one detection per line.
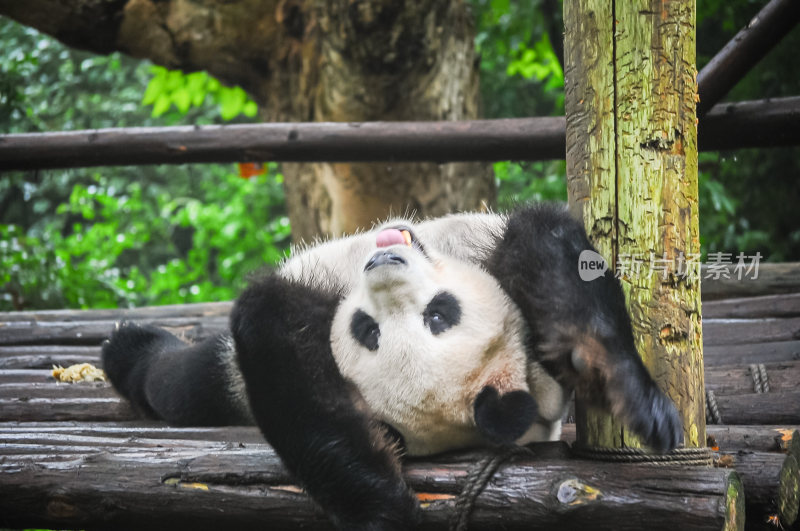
102 322 183 419
102 322 252 426
488 204 682 453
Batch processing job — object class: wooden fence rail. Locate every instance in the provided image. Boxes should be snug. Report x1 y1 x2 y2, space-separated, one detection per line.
1 97 799 170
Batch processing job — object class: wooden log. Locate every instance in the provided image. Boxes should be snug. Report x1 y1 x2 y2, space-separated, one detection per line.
711 392 800 425
0 438 744 531
560 424 798 526
0 369 60 384
0 317 227 346
703 293 800 320
705 426 800 454
0 421 266 444
699 96 800 151
0 301 232 323
714 449 799 527
0 397 139 422
0 382 118 400
701 263 800 300
704 340 800 367
702 317 800 347
705 361 800 395
0 97 797 171
562 424 800 454
696 0 800 116
566 391 800 431
0 345 102 369
0 118 568 170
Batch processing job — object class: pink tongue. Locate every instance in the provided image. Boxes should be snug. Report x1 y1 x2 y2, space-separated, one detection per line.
376 229 406 248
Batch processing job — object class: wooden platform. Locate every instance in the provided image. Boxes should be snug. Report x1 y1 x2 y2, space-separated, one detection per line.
1 265 799 530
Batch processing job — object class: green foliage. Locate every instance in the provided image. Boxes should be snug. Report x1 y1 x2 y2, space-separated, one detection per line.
0 18 288 311
494 161 567 209
142 66 258 121
698 149 800 261
470 0 567 216
471 0 564 118
506 33 564 109
1 167 289 310
695 2 800 261
0 20 154 132
472 0 800 260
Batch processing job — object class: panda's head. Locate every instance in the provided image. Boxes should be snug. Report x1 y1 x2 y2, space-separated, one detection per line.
331 224 535 455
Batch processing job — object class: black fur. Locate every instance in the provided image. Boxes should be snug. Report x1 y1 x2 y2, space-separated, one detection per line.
102 322 250 425
351 309 381 351
486 204 682 452
101 204 684 530
474 386 538 444
231 275 420 530
422 291 461 335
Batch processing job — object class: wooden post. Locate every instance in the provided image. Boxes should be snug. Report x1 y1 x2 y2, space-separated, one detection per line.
564 0 705 452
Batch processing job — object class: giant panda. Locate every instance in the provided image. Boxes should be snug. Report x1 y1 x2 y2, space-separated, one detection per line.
102 203 682 530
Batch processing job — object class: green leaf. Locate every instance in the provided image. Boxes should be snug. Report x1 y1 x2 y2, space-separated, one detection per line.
173 87 191 113
243 100 259 117
151 93 172 117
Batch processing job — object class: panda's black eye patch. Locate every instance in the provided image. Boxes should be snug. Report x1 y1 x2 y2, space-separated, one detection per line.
351 310 380 351
423 291 461 335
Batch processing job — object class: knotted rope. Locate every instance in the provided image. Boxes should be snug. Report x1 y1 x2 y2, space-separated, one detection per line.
449 445 533 531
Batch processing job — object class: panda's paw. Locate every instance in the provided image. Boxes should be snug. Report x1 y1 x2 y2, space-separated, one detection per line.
102 322 160 372
474 387 538 444
102 322 186 389
619 380 683 453
640 387 683 453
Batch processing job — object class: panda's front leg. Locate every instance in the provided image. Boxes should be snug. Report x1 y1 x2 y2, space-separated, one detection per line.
231 275 419 530
487 205 682 452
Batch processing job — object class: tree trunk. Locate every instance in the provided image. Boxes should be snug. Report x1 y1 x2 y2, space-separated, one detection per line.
0 0 492 240
283 0 492 238
564 0 704 450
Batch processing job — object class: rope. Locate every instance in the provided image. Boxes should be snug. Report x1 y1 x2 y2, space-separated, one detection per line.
706 389 723 425
571 445 713 466
449 445 533 531
749 363 770 393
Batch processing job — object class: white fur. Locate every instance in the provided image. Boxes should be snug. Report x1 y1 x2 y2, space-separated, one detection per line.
277 212 508 294
218 335 256 424
279 214 568 456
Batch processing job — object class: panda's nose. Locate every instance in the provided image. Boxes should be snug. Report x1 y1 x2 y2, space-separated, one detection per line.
365 250 407 271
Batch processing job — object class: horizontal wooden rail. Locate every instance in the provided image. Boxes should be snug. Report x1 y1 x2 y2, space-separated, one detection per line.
696 0 800 116
1 97 798 170
0 118 565 169
699 96 800 151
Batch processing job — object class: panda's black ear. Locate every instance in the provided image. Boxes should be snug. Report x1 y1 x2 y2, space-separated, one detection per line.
474 386 538 444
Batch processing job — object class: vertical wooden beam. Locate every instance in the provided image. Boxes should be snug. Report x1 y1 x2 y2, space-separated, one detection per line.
565 0 705 451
